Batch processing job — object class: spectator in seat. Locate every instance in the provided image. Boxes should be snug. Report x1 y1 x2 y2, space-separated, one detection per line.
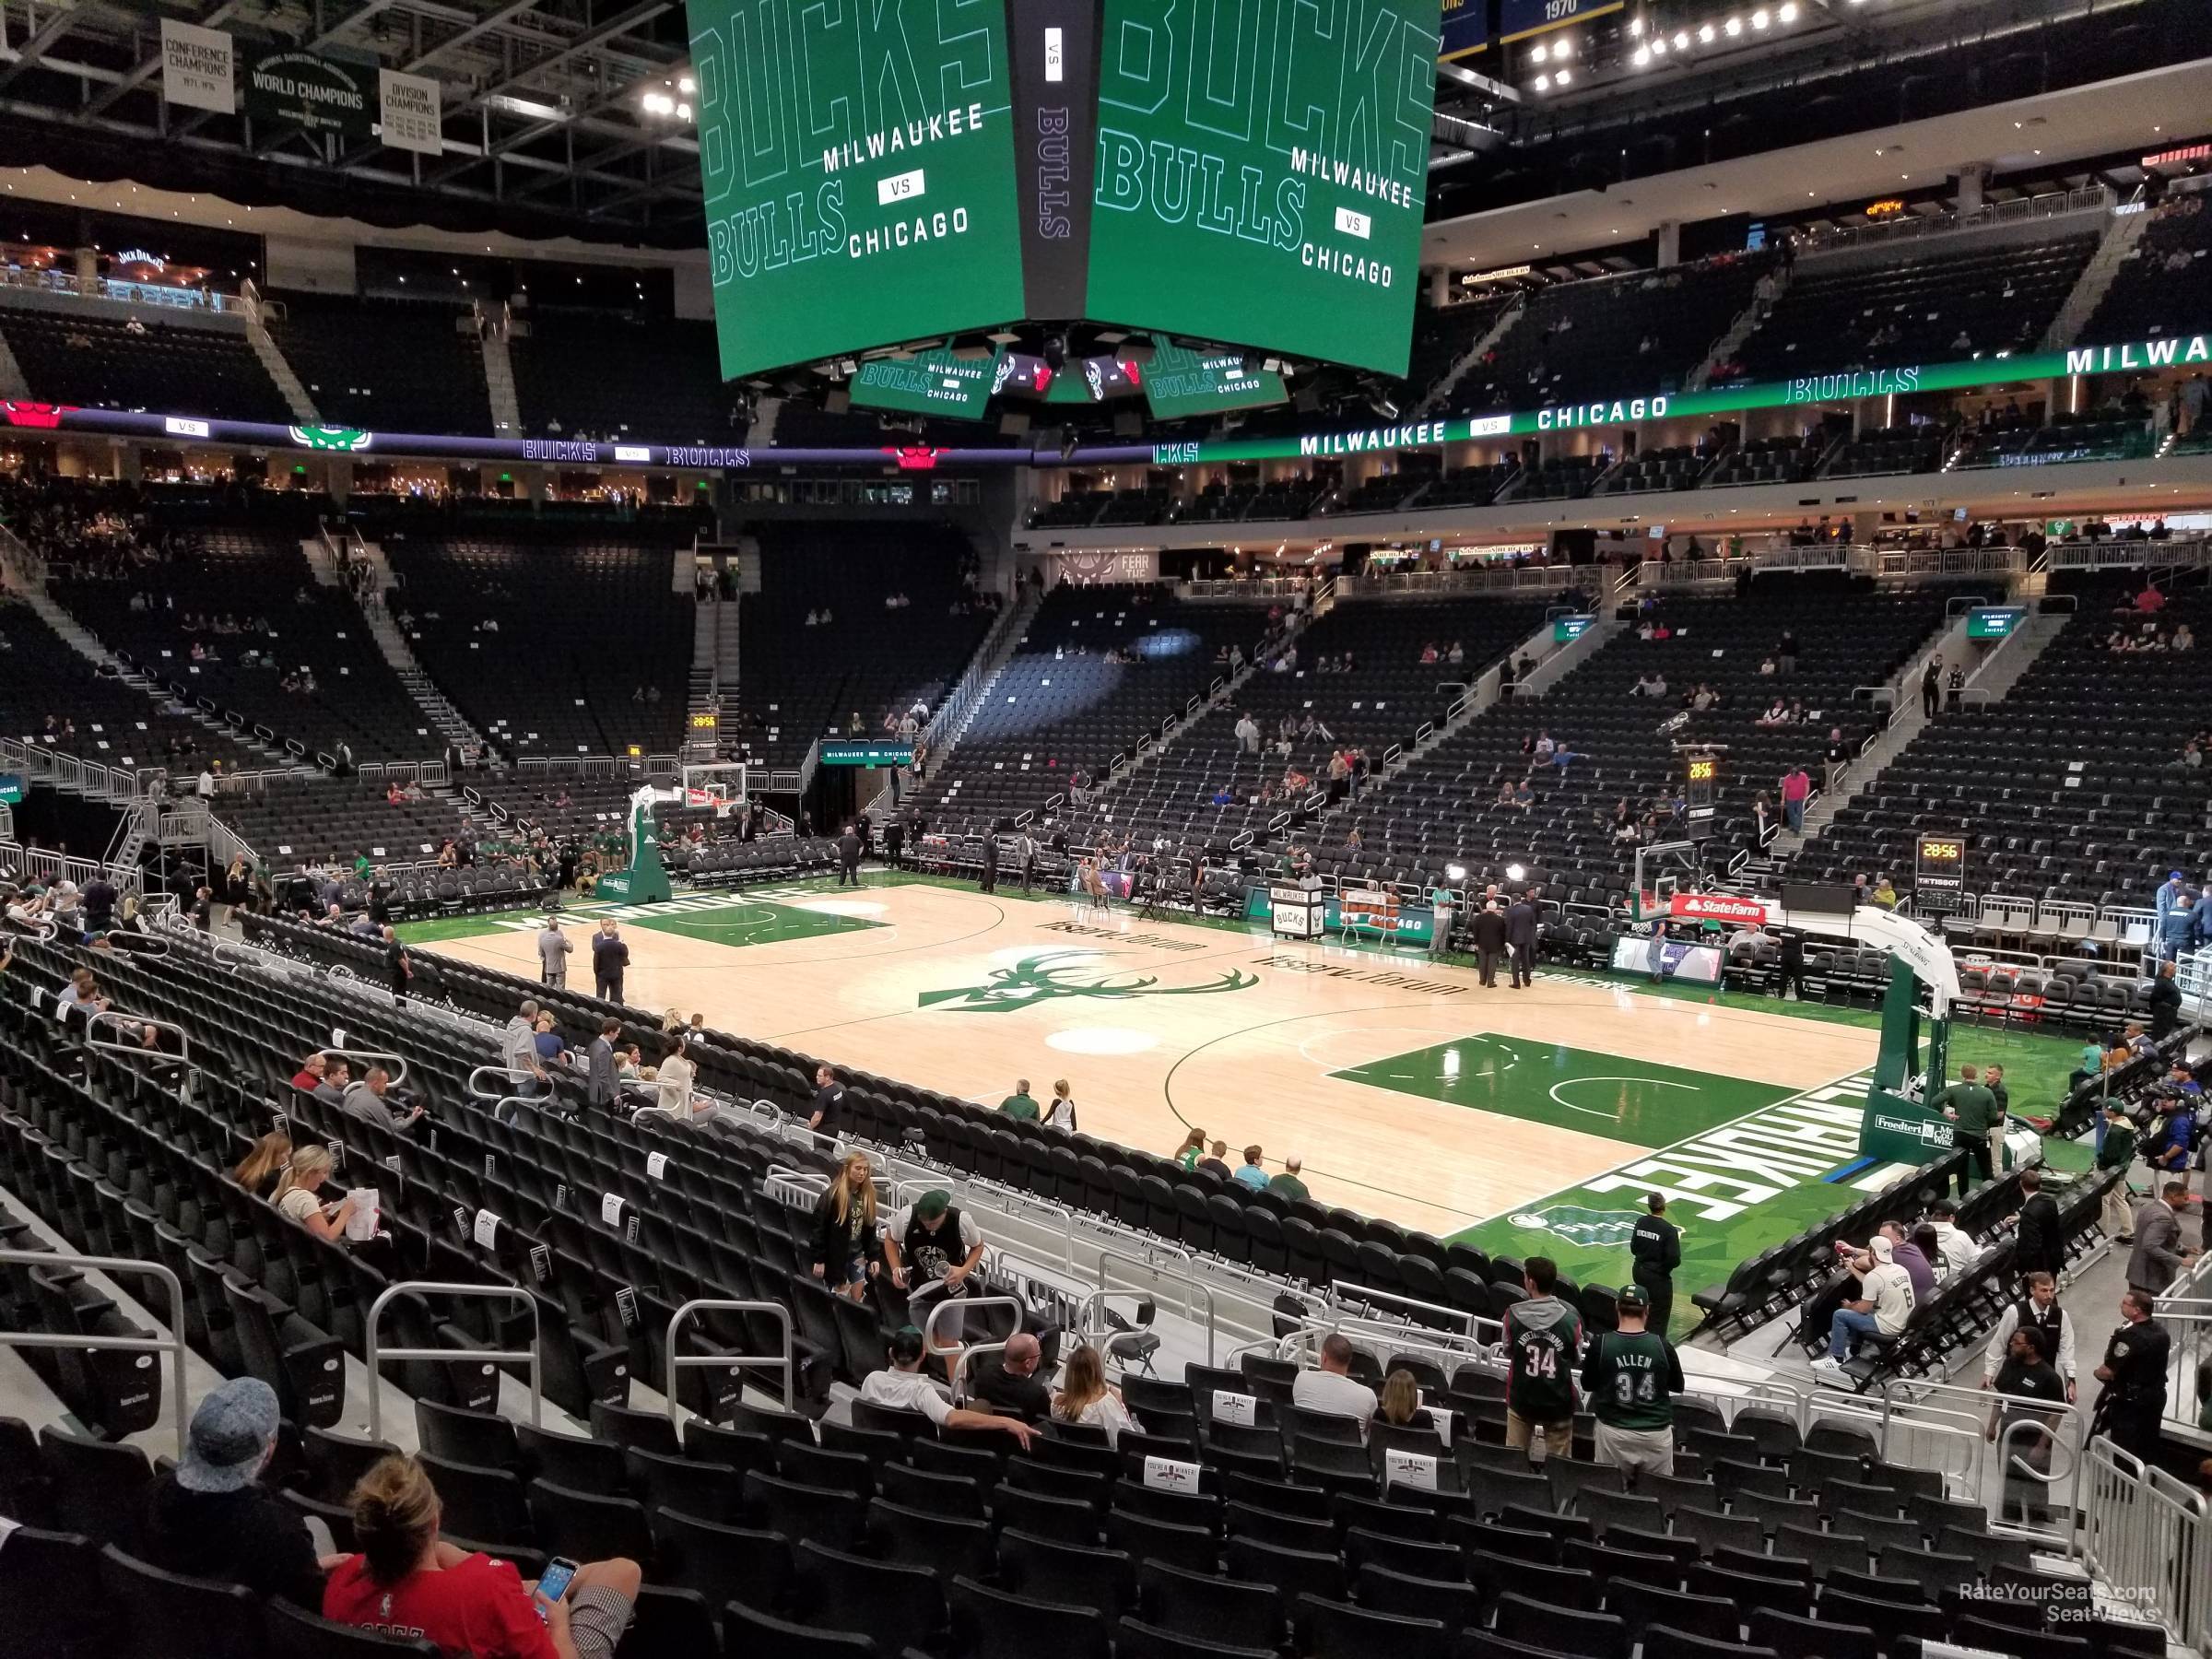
1504 1256 1583 1459
1377 1369 1425 1429
2128 1182 2201 1299
1582 1285 1683 1477
326 1453 639 1659
811 1150 884 1302
1197 1139 1233 1181
144 1376 331 1609
1982 1271 2077 1402
345 1065 424 1135
1052 1343 1139 1445
1172 1127 1206 1171
971 1331 1051 1421
1268 1154 1310 1203
289 1052 329 1094
2008 1167 2065 1282
1884 1220 1937 1309
274 1145 358 1241
1811 1233 1915 1384
314 1057 353 1109
1293 1332 1379 1432
1925 1200 1977 1279
231 1129 294 1200
998 1078 1040 1121
1233 1145 1270 1190
2090 1288 2172 1463
860 1326 1035 1444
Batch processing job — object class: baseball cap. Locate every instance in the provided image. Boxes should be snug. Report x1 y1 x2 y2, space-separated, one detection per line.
914 1190 951 1221
1867 1235 1893 1262
1616 1285 1649 1312
177 1376 280 1493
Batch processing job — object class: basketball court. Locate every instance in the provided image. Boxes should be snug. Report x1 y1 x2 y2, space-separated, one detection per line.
395 873 1927 1300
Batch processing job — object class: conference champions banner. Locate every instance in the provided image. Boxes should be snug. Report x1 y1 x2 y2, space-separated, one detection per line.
688 0 1030 381
246 45 376 141
160 18 236 113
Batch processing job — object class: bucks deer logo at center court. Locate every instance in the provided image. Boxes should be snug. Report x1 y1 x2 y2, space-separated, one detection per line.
917 950 1259 1014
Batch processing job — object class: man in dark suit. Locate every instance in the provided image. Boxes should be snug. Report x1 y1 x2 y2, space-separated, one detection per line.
2147 959 2183 1038
2009 1167 2065 1283
1505 890 1539 989
979 830 999 894
884 816 905 871
1470 901 1509 988
838 822 864 887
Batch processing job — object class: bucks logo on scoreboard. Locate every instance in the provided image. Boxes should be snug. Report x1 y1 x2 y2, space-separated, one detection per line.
1088 0 1443 376
688 0 1028 379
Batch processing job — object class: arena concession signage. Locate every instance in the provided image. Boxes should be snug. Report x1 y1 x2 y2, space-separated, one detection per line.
688 0 1028 379
1087 0 1444 377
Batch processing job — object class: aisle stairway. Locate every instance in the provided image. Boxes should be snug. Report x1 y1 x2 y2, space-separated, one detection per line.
339 532 489 759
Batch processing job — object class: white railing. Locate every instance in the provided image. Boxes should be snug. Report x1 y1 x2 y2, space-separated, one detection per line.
2080 1437 2210 1650
0 264 237 312
1801 186 2114 254
2046 536 2212 573
1346 563 1587 597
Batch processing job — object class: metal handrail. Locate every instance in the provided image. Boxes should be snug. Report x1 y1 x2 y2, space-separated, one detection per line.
2081 1436 2209 1646
948 1338 1010 1405
923 1292 1024 1356
329 1048 412 1087
665 1298 795 1419
365 1280 542 1441
1099 1247 1216 1366
85 1007 190 1062
0 1249 191 1458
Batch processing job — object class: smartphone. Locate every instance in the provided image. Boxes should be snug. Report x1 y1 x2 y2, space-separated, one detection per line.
535 1557 580 1618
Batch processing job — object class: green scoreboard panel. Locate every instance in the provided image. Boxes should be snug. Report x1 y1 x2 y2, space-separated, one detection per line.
1088 0 1443 377
851 347 1006 419
689 0 1028 380
1140 338 1288 419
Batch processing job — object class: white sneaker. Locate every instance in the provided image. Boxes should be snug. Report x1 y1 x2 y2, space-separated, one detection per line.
1809 1357 1848 1383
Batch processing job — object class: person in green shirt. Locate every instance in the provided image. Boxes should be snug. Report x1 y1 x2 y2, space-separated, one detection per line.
351 850 372 882
2097 1105 2139 1242
998 1079 1039 1122
1267 1155 1310 1204
1581 1284 1684 1476
1931 1063 2001 1196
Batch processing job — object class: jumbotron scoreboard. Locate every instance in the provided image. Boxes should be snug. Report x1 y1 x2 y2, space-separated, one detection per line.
687 0 1443 384
1088 0 1443 376
688 0 1027 380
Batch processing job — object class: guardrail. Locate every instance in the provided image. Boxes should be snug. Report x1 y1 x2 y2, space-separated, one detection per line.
0 1249 191 1457
2081 1437 2209 1649
665 1299 795 1419
1802 186 2113 253
2045 535 2212 573
365 1280 542 1441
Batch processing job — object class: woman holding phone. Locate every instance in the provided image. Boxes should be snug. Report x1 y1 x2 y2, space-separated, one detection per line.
324 1453 639 1659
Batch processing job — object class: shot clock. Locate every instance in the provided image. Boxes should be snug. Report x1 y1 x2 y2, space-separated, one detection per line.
1914 832 1967 915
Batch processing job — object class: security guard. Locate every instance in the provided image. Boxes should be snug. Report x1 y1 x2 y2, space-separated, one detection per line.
1629 1192 1682 1337
2090 1288 2172 1463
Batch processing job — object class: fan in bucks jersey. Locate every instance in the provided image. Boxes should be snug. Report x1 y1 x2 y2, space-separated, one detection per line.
1580 1284 1686 1477
1503 1256 1583 1457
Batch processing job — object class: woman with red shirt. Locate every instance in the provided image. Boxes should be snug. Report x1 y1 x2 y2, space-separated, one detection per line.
324 1455 637 1659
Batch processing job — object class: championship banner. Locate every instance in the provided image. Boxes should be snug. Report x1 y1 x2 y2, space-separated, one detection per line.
161 18 236 114
378 67 443 156
246 46 375 141
1439 0 1490 59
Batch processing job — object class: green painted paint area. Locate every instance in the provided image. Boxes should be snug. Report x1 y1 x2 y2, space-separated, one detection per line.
393 888 886 951
1330 1036 1796 1148
622 900 886 949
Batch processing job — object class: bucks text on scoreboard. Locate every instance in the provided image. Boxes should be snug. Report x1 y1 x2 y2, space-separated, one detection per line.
1087 0 1443 376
